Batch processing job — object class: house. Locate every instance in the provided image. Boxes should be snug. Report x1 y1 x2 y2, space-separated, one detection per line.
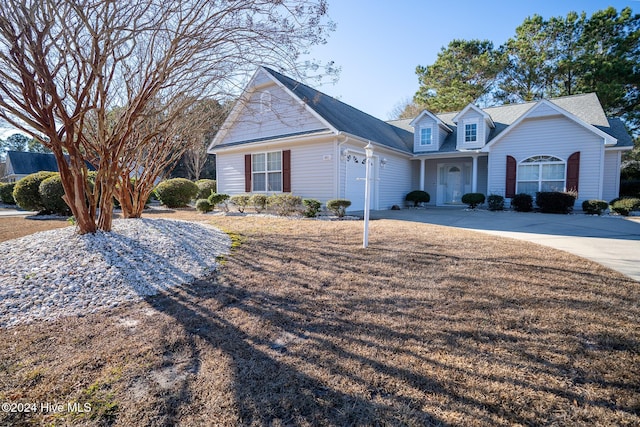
1 151 62 183
208 67 634 211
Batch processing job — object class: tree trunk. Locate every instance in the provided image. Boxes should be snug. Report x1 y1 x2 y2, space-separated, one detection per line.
54 149 97 235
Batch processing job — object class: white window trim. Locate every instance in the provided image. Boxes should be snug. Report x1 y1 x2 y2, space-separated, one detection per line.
463 119 479 144
516 155 566 195
420 126 433 146
252 150 282 192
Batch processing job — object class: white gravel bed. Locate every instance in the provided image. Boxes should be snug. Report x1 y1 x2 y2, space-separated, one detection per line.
0 218 230 328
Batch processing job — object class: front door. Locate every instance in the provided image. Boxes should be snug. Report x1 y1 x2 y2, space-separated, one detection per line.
437 162 472 205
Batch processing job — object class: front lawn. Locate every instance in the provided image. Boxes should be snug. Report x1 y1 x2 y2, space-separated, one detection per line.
1 212 638 426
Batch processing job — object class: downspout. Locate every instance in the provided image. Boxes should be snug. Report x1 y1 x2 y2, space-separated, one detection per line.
336 133 349 200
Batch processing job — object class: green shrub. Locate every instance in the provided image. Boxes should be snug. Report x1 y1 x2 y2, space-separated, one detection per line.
154 178 198 208
229 194 251 213
250 194 268 213
405 190 430 207
195 198 213 213
511 193 533 212
0 182 16 205
39 174 71 215
195 179 217 200
12 171 57 211
582 199 609 215
207 192 230 212
302 198 322 218
535 191 576 214
268 193 302 216
620 180 640 198
487 194 504 211
610 197 640 216
326 199 351 218
461 193 485 209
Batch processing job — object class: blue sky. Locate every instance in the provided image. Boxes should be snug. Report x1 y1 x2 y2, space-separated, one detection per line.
306 0 638 120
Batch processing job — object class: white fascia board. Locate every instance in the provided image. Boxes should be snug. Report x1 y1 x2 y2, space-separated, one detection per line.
481 99 617 152
337 131 413 158
409 110 453 133
411 150 483 160
452 103 495 128
210 130 334 154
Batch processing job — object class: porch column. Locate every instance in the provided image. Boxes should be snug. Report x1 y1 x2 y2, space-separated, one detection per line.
471 155 478 193
419 159 425 191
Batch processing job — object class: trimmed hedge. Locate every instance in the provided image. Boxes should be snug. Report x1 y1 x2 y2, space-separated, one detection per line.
610 197 640 216
582 199 609 215
535 191 576 214
39 174 71 215
511 193 533 212
405 190 430 207
267 193 302 216
207 192 230 212
487 194 504 211
302 198 322 218
461 193 485 209
229 194 251 213
250 194 268 213
326 199 351 218
195 179 217 200
195 198 213 213
12 171 57 211
154 178 198 208
0 182 16 205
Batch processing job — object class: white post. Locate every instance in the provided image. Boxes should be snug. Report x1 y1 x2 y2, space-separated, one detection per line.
472 155 478 193
419 158 425 191
363 142 373 248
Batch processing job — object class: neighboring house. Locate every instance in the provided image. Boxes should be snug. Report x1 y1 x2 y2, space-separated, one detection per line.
1 151 62 183
208 67 634 211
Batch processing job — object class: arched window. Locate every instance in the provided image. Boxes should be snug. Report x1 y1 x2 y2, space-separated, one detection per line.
517 155 565 195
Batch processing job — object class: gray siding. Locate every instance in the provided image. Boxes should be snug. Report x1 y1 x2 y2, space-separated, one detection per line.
487 116 604 204
456 109 486 150
602 150 621 202
220 83 326 145
377 152 413 209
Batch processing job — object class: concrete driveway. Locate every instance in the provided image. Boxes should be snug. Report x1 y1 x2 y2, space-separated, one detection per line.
370 207 640 282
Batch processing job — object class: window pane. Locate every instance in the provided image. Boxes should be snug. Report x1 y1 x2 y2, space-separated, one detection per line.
267 151 281 171
252 173 266 191
268 172 282 191
420 128 432 145
518 164 539 180
518 182 539 195
542 163 564 180
252 153 265 172
465 123 477 142
541 181 565 192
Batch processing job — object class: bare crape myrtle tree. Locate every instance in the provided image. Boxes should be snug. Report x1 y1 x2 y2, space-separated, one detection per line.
0 0 334 233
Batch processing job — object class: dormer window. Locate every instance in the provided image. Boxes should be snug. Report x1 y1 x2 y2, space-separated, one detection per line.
464 122 477 143
420 127 432 146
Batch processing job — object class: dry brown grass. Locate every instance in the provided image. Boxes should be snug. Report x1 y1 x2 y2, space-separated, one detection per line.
0 210 638 426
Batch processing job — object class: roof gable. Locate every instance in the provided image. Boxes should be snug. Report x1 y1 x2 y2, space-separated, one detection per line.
452 103 495 128
409 110 452 132
482 99 617 151
261 67 414 153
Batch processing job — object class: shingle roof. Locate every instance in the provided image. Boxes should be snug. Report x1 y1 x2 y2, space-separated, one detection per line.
6 151 60 175
263 67 414 153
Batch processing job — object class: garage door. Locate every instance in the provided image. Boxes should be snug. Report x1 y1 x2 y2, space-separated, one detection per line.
344 153 376 211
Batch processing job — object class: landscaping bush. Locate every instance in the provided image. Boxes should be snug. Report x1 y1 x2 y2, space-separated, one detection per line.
12 171 57 211
610 197 640 216
268 193 302 216
39 174 71 215
302 198 322 218
620 180 640 198
250 194 268 213
582 199 609 215
154 178 198 208
326 199 351 218
195 179 217 200
487 194 504 211
511 193 533 212
535 191 577 214
461 193 485 209
195 198 213 213
207 192 230 212
405 190 430 207
0 182 16 205
229 194 251 213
